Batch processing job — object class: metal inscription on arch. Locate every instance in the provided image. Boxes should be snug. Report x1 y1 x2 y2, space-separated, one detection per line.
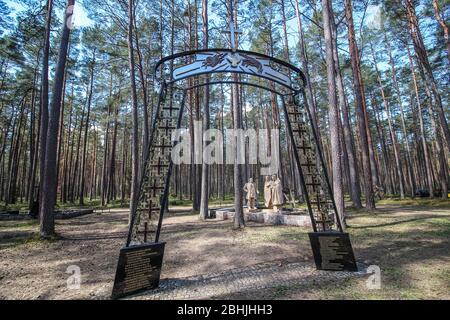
155 49 305 93
172 51 293 89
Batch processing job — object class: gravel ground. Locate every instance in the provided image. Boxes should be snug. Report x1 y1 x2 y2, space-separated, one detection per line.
129 261 367 300
1 204 448 300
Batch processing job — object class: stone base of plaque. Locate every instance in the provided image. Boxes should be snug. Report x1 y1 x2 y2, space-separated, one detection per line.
308 232 358 272
111 242 165 299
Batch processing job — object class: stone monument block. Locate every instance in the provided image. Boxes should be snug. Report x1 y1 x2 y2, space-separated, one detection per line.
264 213 282 225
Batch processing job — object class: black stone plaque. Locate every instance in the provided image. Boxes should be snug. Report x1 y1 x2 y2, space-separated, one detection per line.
111 242 165 299
308 232 357 271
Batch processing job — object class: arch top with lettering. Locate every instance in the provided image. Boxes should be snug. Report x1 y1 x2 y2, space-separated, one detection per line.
154 49 307 93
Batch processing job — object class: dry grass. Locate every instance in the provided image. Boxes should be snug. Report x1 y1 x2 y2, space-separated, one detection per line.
252 201 450 299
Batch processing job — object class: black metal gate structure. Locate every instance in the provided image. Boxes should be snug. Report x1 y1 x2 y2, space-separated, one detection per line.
111 48 358 299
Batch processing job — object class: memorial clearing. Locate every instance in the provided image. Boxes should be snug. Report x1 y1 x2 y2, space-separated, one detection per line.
1 200 449 299
0 0 449 301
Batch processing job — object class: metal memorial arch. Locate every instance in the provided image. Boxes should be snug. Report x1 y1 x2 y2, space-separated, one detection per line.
111 48 357 299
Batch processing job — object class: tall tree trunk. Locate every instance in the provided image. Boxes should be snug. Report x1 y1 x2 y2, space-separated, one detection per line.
89 127 98 200
28 67 39 210
370 43 405 198
56 41 72 201
405 0 450 150
192 0 202 212
293 0 320 137
66 107 77 202
127 0 140 224
425 94 448 199
121 122 127 204
330 8 362 208
367 111 380 190
61 86 74 203
108 99 120 202
101 73 113 206
199 0 210 220
432 0 450 65
322 0 345 227
8 100 25 203
229 0 244 228
220 84 225 201
79 50 95 205
385 32 416 197
71 90 86 202
39 0 75 237
344 0 375 209
266 15 284 183
281 0 290 63
373 97 393 195
406 44 434 196
38 0 53 211
133 8 149 158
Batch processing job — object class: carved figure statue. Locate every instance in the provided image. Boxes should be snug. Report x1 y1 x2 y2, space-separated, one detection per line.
243 178 257 210
271 175 284 212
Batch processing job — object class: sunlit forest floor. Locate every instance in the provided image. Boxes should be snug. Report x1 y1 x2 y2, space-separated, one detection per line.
0 196 238 212
0 199 449 299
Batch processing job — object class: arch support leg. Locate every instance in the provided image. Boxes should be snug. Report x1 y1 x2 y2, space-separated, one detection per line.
112 85 187 298
282 93 357 271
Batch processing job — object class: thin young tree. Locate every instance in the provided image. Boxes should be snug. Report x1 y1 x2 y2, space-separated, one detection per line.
79 48 96 205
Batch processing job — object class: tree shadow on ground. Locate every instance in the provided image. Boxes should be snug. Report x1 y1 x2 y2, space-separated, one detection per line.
150 212 450 299
59 231 128 241
2 207 449 299
347 214 450 229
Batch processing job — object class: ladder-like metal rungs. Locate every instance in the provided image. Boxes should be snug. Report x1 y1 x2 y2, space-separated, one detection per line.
286 103 337 231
